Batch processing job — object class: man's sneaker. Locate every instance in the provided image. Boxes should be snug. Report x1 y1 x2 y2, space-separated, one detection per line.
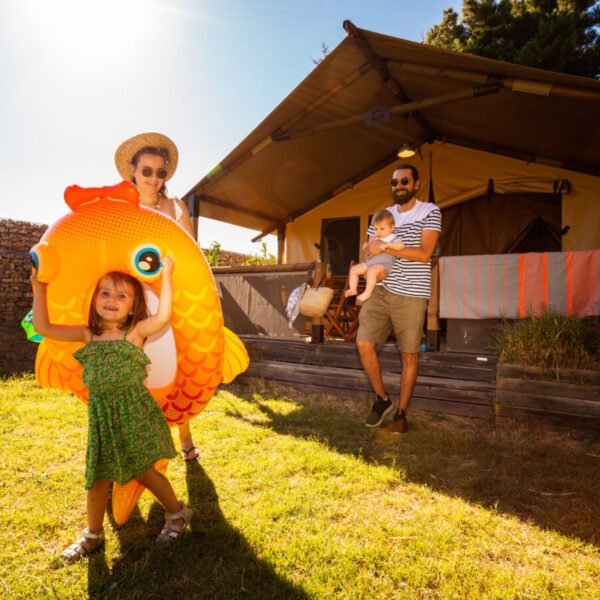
387 409 409 434
365 394 393 427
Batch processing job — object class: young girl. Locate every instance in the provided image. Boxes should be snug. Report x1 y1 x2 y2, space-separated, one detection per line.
31 257 192 564
344 209 405 303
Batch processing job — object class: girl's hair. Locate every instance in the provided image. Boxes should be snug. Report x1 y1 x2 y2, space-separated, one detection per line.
130 146 170 197
371 209 395 228
88 272 149 336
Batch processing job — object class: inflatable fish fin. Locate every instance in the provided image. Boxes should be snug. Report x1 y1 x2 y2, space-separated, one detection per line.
35 342 60 389
35 340 86 399
65 181 139 211
112 459 169 525
221 327 249 384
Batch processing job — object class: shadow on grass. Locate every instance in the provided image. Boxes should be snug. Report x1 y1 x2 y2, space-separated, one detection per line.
225 382 600 547
87 463 309 599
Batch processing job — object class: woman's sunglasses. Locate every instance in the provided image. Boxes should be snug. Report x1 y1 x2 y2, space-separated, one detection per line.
141 166 168 179
390 177 412 187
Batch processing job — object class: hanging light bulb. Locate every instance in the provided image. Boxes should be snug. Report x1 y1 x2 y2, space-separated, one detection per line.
397 143 415 158
397 113 415 158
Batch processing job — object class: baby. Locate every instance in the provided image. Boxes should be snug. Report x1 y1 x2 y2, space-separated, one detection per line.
344 209 404 303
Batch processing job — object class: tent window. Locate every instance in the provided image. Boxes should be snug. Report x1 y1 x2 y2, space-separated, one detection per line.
440 193 561 256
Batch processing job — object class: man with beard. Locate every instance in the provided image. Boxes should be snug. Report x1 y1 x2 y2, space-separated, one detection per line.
357 165 441 433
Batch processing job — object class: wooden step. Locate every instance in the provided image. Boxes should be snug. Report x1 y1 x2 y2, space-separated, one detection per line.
235 337 598 430
496 366 600 431
241 359 495 419
243 337 497 383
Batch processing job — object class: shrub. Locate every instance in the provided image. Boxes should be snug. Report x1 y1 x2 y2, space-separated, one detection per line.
243 242 277 266
204 240 222 267
497 311 599 377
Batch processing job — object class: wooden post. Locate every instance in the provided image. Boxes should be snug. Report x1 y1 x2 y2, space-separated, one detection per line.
426 257 440 351
277 223 286 265
310 260 326 344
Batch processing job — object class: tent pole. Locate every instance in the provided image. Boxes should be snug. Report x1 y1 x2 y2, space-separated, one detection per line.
273 84 500 141
343 19 434 138
277 223 286 264
199 193 275 223
426 258 441 352
276 64 372 134
310 261 326 344
389 61 600 102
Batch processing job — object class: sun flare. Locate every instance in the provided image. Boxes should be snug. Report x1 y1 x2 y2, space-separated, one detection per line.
8 0 162 72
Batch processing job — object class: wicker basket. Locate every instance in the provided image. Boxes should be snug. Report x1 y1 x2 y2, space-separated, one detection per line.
299 286 334 318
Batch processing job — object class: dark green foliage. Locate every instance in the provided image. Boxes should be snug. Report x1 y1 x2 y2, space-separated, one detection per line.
496 311 600 375
425 0 600 78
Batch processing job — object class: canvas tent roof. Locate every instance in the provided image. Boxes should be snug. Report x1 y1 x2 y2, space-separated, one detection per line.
183 21 600 239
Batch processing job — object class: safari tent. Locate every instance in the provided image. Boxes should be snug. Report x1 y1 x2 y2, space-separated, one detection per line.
182 22 599 426
183 21 600 265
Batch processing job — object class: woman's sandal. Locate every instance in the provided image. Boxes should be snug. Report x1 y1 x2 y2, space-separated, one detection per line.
61 528 105 564
157 502 193 542
181 446 200 462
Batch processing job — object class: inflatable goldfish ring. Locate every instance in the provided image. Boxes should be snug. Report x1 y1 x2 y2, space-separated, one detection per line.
31 181 249 523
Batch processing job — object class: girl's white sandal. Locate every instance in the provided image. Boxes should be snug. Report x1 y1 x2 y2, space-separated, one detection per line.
157 502 193 542
61 528 105 564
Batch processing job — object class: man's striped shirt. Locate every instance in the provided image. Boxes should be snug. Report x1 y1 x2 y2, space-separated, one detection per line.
367 201 442 299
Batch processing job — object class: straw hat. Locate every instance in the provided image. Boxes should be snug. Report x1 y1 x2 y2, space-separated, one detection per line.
114 132 179 182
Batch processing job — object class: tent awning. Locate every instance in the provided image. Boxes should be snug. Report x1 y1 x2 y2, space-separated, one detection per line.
183 21 600 237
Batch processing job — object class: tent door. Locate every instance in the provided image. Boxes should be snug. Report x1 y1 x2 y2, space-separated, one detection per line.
320 217 360 275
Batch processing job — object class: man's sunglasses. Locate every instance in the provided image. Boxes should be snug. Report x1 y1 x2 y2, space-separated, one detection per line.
141 166 168 179
391 177 412 187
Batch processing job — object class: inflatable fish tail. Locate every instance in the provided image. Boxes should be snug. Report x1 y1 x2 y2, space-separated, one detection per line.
111 459 169 526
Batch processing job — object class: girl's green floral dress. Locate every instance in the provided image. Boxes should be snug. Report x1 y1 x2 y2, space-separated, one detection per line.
74 334 177 489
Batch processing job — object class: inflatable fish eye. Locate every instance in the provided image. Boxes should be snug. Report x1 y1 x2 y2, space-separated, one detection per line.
29 251 39 271
131 244 163 280
29 242 60 283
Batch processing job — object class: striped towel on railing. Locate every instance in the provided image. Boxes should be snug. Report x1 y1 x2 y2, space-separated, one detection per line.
439 250 600 319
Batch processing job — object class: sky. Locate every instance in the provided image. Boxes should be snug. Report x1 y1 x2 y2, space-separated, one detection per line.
0 0 459 254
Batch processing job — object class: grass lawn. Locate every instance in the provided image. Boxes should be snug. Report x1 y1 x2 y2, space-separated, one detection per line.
1 374 599 599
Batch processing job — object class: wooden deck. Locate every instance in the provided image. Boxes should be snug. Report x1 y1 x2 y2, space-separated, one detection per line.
238 336 498 419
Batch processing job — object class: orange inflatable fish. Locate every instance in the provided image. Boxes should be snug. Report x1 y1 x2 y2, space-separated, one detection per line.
30 181 249 522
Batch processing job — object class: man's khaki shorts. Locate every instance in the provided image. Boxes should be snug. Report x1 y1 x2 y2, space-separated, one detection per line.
356 286 427 353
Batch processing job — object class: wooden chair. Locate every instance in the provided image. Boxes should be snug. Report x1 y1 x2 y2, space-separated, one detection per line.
323 264 365 341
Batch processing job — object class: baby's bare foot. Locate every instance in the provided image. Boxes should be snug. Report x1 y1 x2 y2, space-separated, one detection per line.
356 292 371 303
344 289 357 298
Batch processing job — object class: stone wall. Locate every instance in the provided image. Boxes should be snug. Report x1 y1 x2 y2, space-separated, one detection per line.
0 218 249 375
214 250 248 267
0 220 47 376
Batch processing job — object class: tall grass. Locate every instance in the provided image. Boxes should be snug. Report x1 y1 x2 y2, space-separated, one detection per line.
496 311 599 378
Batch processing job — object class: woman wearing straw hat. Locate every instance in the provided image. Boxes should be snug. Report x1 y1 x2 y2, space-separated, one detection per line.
115 132 199 462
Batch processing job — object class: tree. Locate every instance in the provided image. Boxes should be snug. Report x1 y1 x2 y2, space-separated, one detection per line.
312 41 330 65
425 0 600 78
